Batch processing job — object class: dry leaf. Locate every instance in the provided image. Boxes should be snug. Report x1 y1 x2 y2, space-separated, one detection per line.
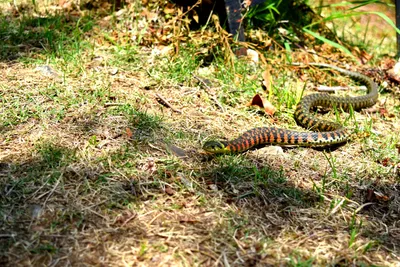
388 61 400 82
374 191 389 202
366 189 389 202
163 5 175 14
246 94 276 115
381 158 390 167
126 128 133 139
234 47 247 57
167 144 187 159
247 94 263 107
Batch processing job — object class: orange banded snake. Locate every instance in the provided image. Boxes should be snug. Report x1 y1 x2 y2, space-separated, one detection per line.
202 63 378 154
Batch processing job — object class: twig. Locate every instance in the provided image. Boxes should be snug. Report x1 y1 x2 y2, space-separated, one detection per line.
104 102 126 107
192 74 212 91
155 93 182 113
121 213 137 227
43 173 63 207
192 74 225 112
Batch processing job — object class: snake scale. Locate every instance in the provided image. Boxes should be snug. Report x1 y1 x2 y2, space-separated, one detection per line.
203 63 378 154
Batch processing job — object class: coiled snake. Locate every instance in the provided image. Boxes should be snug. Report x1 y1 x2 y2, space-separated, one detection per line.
203 63 378 154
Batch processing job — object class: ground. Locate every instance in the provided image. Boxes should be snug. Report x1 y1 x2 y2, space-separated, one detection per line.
0 0 400 266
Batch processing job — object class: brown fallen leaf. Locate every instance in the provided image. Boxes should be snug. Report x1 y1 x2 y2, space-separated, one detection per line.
126 128 133 139
387 61 400 82
374 191 389 202
366 189 389 202
380 157 391 167
246 94 276 115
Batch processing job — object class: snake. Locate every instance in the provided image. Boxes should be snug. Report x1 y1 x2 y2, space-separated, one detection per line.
202 63 379 154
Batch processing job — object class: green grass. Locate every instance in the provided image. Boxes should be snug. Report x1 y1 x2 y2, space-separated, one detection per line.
311 0 396 58
288 255 315 267
0 13 94 63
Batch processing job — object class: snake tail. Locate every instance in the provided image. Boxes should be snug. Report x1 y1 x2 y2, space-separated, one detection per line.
294 63 378 132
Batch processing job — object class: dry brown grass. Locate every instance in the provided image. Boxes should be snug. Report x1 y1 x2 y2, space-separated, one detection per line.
1 0 400 266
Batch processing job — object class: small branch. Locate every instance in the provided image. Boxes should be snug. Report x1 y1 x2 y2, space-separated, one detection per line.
104 102 126 107
192 74 225 112
43 173 63 207
155 93 182 113
193 74 212 91
121 213 137 227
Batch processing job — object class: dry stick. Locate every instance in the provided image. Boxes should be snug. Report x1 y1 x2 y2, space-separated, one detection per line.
192 74 225 112
104 102 126 107
120 213 137 227
155 93 182 113
43 173 63 207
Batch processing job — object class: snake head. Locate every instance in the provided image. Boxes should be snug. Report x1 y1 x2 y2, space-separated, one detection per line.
202 140 230 154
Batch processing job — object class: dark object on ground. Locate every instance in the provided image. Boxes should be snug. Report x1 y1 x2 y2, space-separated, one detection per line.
171 0 266 41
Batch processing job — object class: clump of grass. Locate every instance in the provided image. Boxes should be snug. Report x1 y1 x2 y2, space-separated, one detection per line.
0 13 95 63
35 141 76 168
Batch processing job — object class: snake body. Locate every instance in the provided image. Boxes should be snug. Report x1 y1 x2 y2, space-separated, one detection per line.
203 63 378 154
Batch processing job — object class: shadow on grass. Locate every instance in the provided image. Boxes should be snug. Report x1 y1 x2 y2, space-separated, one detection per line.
201 152 400 264
203 155 321 208
0 104 168 265
0 11 94 62
0 141 139 265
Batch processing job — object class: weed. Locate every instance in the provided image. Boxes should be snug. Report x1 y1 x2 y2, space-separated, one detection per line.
348 215 362 248
35 142 75 168
30 243 58 254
